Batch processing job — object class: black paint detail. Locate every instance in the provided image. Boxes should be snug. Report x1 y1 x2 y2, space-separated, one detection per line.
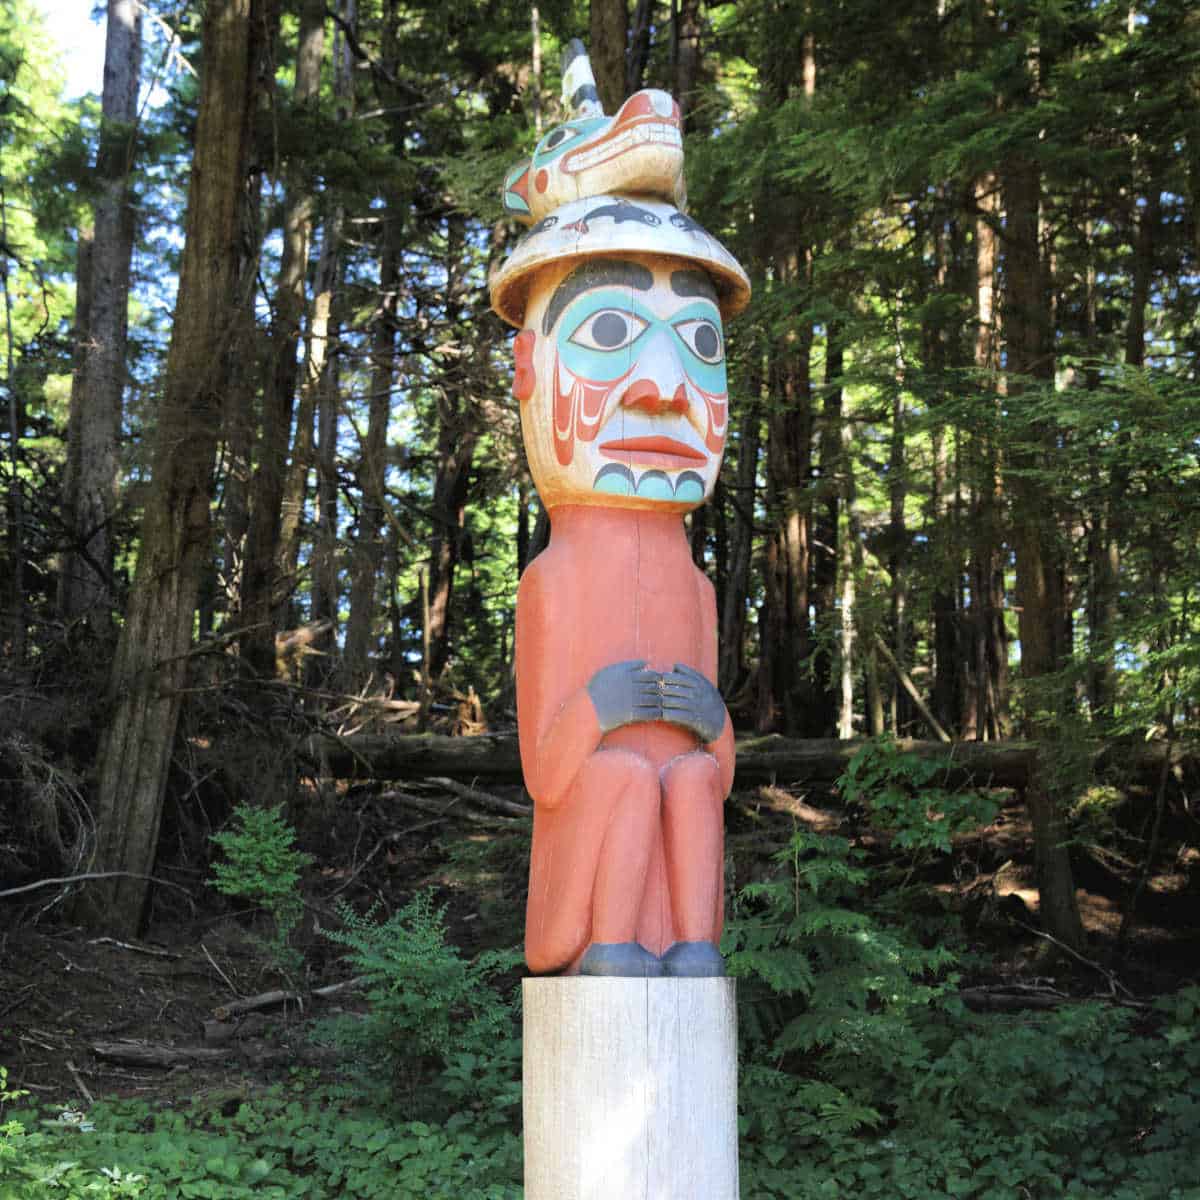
674 469 706 495
637 469 672 496
591 462 637 494
660 662 726 743
670 268 717 302
580 942 665 977
669 211 704 234
528 214 558 237
542 127 570 151
569 83 600 110
661 941 724 977
543 259 652 335
562 38 588 71
586 657 661 732
593 311 630 347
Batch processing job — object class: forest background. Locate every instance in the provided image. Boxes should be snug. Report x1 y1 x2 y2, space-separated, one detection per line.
1 0 1199 1196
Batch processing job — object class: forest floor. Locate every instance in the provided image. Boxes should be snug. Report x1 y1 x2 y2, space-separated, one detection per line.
2 783 1197 1115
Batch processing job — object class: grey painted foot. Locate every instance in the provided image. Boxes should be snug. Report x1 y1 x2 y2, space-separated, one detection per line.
579 941 665 977
661 940 725 977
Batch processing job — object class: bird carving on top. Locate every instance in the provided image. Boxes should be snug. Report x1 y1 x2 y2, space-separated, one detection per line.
502 39 686 225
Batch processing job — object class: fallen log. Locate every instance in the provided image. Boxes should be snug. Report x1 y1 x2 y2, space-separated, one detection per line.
92 1040 226 1068
303 731 1196 793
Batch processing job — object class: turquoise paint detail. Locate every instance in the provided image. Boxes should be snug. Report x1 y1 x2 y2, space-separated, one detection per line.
532 118 608 168
556 290 727 396
635 471 675 501
674 476 705 503
594 466 635 495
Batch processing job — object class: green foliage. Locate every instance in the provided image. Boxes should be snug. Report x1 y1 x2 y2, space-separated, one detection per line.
0 1078 519 1199
208 803 311 980
725 829 1200 1199
321 890 522 1133
838 736 998 855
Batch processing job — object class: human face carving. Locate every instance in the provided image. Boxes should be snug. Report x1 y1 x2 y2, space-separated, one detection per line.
515 254 728 512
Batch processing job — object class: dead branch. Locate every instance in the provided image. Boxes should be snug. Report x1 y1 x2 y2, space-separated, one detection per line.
423 775 531 818
0 871 195 906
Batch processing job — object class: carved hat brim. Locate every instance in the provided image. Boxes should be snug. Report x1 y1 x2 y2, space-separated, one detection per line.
489 196 752 329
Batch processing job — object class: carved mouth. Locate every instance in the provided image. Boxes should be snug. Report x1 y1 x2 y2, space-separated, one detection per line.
564 121 682 173
599 435 707 469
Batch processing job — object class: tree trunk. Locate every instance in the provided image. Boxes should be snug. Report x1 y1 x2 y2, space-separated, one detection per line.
718 380 761 697
970 171 1007 741
239 0 325 676
1003 140 1085 954
343 239 399 685
84 0 276 936
60 0 141 625
673 0 702 130
589 0 628 113
277 215 340 618
58 223 93 618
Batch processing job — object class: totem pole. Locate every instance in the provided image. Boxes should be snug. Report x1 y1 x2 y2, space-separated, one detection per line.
490 40 750 982
495 43 750 1199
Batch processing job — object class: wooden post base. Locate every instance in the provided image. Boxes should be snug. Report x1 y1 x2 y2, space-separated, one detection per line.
522 977 738 1200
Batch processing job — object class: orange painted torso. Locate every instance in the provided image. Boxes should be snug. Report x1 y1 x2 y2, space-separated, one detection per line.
521 504 714 772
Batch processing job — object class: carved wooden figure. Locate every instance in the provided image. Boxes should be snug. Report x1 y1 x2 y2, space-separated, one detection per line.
491 42 750 978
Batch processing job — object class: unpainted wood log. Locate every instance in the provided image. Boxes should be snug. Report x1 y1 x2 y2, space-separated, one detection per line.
92 1041 226 1067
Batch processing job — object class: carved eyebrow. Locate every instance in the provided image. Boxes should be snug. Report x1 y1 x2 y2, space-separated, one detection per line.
670 269 718 302
543 260 654 335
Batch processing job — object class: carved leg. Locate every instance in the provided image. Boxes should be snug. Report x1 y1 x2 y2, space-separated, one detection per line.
660 750 725 976
526 748 660 974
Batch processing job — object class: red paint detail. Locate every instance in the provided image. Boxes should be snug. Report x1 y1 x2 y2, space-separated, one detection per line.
562 89 682 176
615 92 657 123
511 168 530 205
599 436 707 469
599 436 705 460
553 353 638 465
622 378 664 412
671 383 689 414
535 168 549 193
698 386 729 454
513 330 536 402
563 219 589 234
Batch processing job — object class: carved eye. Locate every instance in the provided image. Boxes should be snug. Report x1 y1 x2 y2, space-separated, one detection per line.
673 318 723 364
569 309 649 352
540 125 578 153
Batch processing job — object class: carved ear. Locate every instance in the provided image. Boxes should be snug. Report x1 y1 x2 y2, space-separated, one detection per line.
503 159 534 225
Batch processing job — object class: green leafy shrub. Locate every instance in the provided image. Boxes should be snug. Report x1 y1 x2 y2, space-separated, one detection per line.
0 1081 520 1199
838 735 998 855
321 890 522 1148
725 828 1200 1199
208 802 312 979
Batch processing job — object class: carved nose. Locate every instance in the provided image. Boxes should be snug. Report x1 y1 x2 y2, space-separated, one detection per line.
621 380 689 414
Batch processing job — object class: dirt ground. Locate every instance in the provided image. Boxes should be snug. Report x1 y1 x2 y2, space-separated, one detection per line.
1 787 1196 1112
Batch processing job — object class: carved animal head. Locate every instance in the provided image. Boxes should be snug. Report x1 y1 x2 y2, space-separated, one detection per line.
503 40 685 225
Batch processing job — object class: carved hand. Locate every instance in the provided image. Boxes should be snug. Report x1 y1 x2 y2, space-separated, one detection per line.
660 663 727 744
587 659 664 733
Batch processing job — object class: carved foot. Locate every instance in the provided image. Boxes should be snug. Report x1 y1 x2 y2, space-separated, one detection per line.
579 941 665 977
661 940 724 977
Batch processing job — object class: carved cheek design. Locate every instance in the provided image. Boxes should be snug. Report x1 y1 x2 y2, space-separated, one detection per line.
699 386 728 454
553 353 634 466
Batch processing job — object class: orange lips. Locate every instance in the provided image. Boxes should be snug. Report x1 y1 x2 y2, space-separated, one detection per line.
598 435 707 469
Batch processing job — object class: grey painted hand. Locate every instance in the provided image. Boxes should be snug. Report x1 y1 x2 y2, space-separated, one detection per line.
587 659 664 733
660 663 726 744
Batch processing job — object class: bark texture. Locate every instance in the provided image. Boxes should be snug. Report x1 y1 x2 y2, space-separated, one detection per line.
60 0 141 623
86 0 275 935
